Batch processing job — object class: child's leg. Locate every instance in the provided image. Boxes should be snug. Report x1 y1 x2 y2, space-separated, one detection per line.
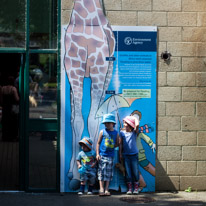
105 181 110 192
78 181 86 195
99 180 104 192
124 155 133 194
87 175 95 195
105 181 111 196
131 154 139 182
131 154 140 194
124 155 133 183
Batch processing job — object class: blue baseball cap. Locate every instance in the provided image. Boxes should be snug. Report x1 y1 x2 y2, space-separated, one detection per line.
101 113 116 124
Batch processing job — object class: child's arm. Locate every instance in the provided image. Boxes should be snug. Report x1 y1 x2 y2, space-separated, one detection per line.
114 133 120 148
76 160 82 169
135 125 139 134
91 159 98 168
96 130 103 161
119 136 123 162
133 116 140 134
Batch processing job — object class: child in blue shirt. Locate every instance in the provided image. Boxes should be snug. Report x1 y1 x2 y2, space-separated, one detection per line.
119 115 140 195
96 113 119 196
77 137 97 195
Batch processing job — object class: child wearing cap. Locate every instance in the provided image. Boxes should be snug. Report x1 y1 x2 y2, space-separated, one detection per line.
119 115 140 195
96 113 119 196
77 137 97 195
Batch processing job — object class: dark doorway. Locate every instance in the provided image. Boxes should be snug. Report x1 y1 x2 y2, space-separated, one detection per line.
0 53 21 190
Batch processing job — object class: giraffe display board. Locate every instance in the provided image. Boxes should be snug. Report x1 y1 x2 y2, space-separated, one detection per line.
61 23 157 192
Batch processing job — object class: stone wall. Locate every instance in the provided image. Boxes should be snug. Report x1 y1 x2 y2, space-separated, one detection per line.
61 0 206 191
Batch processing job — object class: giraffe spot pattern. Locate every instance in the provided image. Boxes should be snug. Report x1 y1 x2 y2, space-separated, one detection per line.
74 13 84 26
70 70 78 79
93 26 103 39
98 9 107 25
91 77 98 83
100 66 107 74
85 24 91 35
72 59 80 68
73 80 80 86
92 16 99 26
98 84 103 89
79 49 86 61
84 0 95 13
96 52 104 65
99 75 105 82
75 2 88 18
68 43 78 57
90 67 98 74
65 57 71 70
76 69 85 76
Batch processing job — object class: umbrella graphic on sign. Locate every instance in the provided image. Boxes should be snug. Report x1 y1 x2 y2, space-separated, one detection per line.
96 94 130 128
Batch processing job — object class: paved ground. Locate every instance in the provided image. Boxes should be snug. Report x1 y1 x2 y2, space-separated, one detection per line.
0 191 206 206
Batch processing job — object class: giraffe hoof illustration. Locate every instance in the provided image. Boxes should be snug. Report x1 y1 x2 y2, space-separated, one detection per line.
69 179 80 190
67 172 73 180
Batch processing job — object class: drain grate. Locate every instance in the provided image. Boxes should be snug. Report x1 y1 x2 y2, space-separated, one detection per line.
119 196 156 204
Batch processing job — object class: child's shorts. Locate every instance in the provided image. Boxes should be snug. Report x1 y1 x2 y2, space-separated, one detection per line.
98 156 114 181
80 173 96 185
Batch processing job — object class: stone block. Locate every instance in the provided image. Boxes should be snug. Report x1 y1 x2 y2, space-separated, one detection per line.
61 0 73 10
122 0 152 11
168 42 196 57
182 0 206 12
156 160 167 176
166 102 195 116
158 117 181 131
158 72 167 86
156 176 180 191
168 161 196 175
168 131 197 146
182 117 206 131
168 12 197 26
198 13 206 27
104 0 122 10
158 87 181 102
153 0 181 11
62 10 72 25
182 87 206 101
158 102 166 116
197 43 206 57
107 11 137 26
198 131 206 146
196 73 206 86
180 176 206 191
158 57 181 72
138 12 167 26
197 161 206 175
158 27 181 42
182 58 206 72
167 72 196 86
157 146 182 161
183 146 206 160
157 131 167 145
182 27 206 42
197 102 206 116
158 42 167 56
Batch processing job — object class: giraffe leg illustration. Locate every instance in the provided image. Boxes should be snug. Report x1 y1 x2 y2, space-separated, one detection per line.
64 0 115 191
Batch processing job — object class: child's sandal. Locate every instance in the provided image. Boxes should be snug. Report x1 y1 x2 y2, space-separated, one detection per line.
105 191 111 196
99 191 105 196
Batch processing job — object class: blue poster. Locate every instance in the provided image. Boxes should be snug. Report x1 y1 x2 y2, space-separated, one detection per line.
61 25 157 193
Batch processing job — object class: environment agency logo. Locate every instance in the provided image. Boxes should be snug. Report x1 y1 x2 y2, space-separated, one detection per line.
124 37 132 45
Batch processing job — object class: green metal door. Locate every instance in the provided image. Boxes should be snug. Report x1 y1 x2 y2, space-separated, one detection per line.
0 0 61 192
